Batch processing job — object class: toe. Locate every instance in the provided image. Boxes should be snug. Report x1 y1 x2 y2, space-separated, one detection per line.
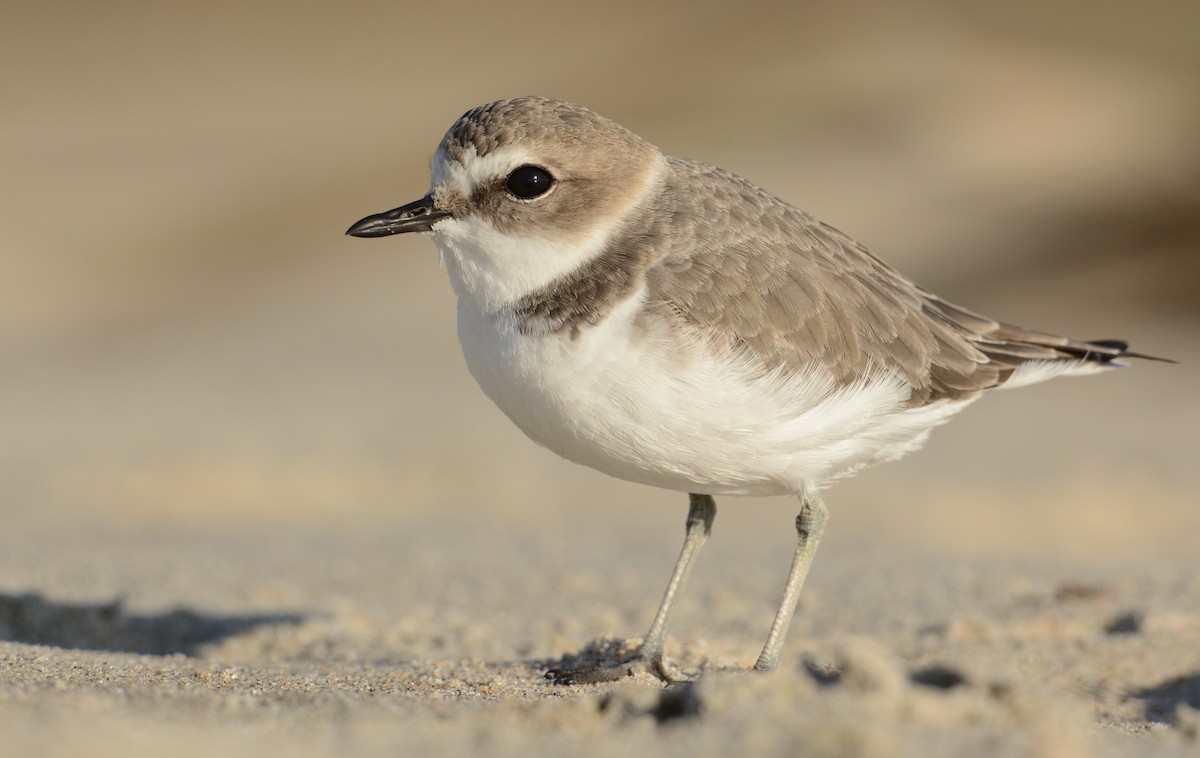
546 663 636 685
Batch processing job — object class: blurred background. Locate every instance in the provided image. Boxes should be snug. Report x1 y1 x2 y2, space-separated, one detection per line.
2 0 1197 561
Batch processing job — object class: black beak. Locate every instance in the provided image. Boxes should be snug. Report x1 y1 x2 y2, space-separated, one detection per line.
345 196 451 237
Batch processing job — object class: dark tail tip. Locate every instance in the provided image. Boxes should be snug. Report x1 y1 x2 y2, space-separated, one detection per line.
1086 338 1177 365
1085 339 1129 364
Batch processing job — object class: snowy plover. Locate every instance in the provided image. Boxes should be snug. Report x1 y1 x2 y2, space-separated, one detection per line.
347 97 1167 683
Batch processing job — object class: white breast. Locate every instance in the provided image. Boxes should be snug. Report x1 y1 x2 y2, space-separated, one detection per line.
453 288 974 497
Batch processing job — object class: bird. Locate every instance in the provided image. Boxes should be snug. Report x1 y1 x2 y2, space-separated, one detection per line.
346 96 1169 684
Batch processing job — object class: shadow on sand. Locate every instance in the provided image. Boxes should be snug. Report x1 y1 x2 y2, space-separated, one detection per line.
1133 672 1200 726
0 592 306 656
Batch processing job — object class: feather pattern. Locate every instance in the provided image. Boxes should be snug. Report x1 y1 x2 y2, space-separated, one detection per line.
642 158 1162 406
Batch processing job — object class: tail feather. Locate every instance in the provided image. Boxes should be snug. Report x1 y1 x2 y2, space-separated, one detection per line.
984 328 1175 367
920 293 1175 393
1082 339 1175 364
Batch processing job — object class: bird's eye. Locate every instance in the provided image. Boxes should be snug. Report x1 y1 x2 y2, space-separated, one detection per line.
505 165 554 199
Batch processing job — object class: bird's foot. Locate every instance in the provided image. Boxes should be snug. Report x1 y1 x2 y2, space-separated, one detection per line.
545 641 691 685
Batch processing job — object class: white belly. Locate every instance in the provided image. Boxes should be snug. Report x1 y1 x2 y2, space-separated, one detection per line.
455 291 972 497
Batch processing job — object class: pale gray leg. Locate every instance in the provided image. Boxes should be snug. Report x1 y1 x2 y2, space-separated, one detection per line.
753 493 828 671
639 493 716 675
547 494 716 685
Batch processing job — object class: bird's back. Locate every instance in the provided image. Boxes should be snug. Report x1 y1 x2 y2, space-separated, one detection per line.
645 157 1155 406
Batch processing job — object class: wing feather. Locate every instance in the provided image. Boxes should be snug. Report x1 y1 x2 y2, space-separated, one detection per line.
643 159 1160 406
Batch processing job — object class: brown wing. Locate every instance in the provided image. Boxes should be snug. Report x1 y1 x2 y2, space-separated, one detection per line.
646 159 1147 406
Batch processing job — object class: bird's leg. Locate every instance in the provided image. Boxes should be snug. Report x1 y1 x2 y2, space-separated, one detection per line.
547 493 716 685
639 493 716 677
753 492 828 671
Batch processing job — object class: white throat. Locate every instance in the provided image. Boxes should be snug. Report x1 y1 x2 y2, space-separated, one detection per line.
432 219 611 312
428 151 667 313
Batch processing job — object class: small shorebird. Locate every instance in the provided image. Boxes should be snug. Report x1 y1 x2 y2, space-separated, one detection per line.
347 97 1168 683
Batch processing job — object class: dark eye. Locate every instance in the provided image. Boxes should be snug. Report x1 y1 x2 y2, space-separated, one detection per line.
505 165 554 199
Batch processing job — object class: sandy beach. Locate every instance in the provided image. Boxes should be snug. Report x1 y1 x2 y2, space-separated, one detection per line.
2 522 1199 757
3 2 1198 755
